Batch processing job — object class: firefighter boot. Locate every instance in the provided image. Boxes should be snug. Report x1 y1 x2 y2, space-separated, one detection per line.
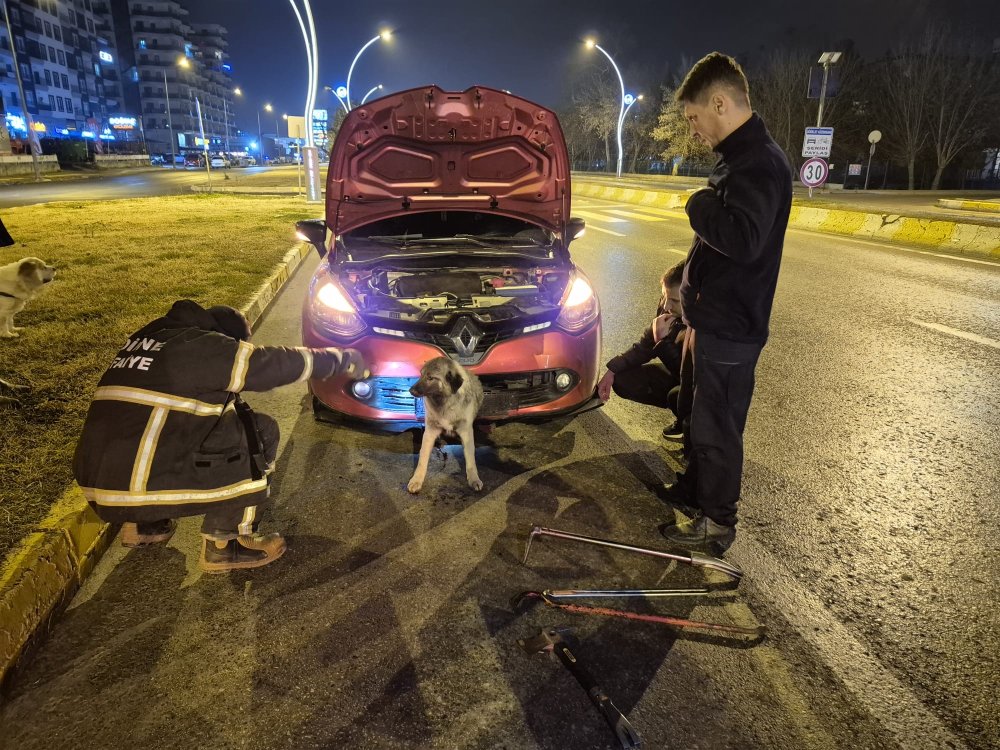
199 532 287 573
121 519 177 548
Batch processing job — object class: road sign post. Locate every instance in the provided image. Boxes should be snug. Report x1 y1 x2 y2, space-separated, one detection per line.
799 157 829 198
802 127 834 159
865 129 882 191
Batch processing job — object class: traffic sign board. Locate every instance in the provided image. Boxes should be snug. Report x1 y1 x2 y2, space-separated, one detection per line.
802 127 834 158
799 157 829 188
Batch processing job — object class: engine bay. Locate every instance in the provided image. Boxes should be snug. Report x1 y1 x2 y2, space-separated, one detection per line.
341 266 571 324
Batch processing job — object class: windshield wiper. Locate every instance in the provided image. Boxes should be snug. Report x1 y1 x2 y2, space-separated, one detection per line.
362 235 502 250
455 232 549 248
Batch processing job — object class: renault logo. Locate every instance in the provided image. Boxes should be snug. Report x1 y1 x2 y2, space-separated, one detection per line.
448 318 481 358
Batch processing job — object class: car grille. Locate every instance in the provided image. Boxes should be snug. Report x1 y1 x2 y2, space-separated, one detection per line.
402 329 516 363
363 370 577 417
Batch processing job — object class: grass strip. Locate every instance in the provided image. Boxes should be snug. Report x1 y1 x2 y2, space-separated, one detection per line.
0 192 316 557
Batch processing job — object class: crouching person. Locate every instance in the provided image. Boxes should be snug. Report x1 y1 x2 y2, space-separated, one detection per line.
73 299 367 573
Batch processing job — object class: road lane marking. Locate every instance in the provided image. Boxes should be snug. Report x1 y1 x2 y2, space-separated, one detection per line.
573 209 628 223
738 535 969 750
907 319 1000 350
787 228 1000 268
605 209 667 222
583 224 626 237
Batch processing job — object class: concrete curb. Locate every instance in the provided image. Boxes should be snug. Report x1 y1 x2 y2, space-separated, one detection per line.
573 180 1000 260
936 198 1000 214
0 240 314 690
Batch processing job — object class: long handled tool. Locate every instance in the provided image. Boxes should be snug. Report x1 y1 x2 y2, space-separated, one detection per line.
545 588 709 599
522 525 744 581
512 591 765 637
519 627 641 749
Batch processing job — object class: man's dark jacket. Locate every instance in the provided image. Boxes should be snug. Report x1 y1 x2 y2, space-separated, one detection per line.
681 113 793 344
73 300 343 524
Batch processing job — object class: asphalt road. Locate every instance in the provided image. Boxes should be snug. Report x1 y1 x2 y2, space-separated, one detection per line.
1 197 997 750
0 167 268 208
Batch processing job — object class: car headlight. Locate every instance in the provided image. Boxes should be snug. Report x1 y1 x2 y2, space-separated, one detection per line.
310 276 366 338
556 273 599 332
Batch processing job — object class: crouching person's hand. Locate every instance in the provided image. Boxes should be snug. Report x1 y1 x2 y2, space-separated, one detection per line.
320 347 370 380
597 370 615 402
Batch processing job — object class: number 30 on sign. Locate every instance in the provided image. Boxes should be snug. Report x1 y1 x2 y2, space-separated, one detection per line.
799 157 829 188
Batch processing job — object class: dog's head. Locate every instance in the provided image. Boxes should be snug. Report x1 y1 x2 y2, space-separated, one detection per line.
17 258 56 289
410 357 464 399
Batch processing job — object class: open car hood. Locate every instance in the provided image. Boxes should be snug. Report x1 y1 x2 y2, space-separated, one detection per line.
326 85 571 236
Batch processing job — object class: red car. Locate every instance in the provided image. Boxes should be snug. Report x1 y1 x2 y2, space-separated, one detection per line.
298 85 600 427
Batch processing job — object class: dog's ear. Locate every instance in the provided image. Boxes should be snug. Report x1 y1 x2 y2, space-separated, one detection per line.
18 260 40 278
445 368 464 394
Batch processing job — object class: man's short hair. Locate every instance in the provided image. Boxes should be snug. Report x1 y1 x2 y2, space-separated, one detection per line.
661 260 685 289
675 52 750 107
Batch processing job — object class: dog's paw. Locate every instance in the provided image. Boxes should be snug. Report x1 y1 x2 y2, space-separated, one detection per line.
0 332 17 338
407 478 424 494
468 477 484 492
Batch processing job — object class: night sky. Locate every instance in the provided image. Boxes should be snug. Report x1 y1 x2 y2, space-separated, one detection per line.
187 0 1000 134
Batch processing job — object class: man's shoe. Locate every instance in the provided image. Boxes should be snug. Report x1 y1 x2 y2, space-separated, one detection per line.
659 515 736 555
121 519 177 548
199 532 287 573
659 478 699 515
661 420 684 441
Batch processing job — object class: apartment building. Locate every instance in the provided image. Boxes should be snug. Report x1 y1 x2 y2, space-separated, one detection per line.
111 0 235 155
1 0 124 142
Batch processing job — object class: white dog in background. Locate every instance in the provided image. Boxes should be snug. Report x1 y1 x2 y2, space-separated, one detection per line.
0 257 56 338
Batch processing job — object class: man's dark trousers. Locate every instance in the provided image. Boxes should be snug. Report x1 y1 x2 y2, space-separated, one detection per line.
684 330 762 526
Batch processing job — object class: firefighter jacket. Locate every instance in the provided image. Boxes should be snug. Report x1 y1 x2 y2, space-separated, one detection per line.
73 300 343 524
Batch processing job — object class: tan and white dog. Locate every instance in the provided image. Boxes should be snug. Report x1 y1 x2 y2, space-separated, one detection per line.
407 356 485 494
0 257 56 338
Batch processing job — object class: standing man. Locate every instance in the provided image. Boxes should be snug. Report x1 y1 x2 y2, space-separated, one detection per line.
73 300 368 573
659 52 793 553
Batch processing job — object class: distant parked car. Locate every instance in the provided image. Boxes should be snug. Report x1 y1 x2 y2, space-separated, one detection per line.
210 155 228 168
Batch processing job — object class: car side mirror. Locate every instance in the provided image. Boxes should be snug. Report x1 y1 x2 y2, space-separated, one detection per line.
296 219 327 257
566 217 586 243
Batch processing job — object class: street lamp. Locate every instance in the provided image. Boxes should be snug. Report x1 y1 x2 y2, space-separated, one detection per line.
163 56 190 168
324 85 350 114
286 0 321 201
258 103 272 164
816 51 842 128
346 31 391 109
361 84 384 105
585 39 629 178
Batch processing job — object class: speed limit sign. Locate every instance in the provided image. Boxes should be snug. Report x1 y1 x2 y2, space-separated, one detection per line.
800 157 829 188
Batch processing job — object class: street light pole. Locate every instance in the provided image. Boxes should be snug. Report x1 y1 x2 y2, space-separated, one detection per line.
163 68 176 168
346 32 390 109
816 51 842 128
286 0 321 202
586 40 627 178
361 84 384 105
3 0 41 181
257 108 263 163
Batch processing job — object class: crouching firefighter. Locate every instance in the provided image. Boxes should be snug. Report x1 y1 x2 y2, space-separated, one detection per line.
73 300 368 573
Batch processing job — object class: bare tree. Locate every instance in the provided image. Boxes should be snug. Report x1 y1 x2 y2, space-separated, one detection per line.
747 48 813 166
923 34 999 189
870 36 937 189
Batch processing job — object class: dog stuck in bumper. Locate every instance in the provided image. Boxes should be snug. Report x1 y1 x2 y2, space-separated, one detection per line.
407 356 485 494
